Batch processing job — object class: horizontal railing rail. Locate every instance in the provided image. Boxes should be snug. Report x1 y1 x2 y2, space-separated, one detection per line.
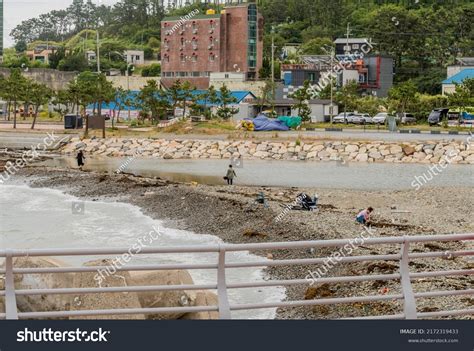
0 233 472 320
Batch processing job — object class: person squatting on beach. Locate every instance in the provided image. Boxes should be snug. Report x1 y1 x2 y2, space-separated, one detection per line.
356 207 374 225
224 165 236 185
76 150 85 169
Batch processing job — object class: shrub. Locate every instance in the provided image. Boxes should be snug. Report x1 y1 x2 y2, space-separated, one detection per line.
141 63 161 77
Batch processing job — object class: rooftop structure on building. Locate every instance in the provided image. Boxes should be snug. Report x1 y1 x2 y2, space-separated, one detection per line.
334 37 374 56
160 1 263 89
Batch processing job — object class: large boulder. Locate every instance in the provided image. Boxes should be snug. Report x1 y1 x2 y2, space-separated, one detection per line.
70 259 145 320
126 270 197 320
11 257 74 315
180 290 219 320
403 145 416 156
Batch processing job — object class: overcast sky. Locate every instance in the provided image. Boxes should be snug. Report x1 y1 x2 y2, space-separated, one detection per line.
3 0 119 47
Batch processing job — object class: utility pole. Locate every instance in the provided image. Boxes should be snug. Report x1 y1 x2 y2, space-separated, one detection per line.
345 22 351 55
271 25 275 115
126 64 131 120
96 30 101 73
271 25 275 85
330 47 334 124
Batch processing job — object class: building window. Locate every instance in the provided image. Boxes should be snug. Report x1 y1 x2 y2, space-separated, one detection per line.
192 38 198 50
247 4 258 69
192 22 198 33
210 20 215 30
192 72 200 77
192 54 197 62
164 55 169 63
181 37 185 48
209 53 215 62
180 54 186 63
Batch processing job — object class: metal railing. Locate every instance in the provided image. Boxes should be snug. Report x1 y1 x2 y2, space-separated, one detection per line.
0 233 473 320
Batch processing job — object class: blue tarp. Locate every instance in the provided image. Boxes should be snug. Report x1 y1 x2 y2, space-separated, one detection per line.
462 112 474 120
245 115 290 131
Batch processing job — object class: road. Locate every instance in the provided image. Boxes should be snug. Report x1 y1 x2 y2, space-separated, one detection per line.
0 128 469 148
0 132 74 150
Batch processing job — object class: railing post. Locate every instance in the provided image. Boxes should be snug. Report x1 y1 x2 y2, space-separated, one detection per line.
5 252 19 320
400 240 417 319
217 245 231 319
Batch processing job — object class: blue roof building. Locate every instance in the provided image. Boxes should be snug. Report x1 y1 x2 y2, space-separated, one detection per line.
442 68 474 95
86 90 257 120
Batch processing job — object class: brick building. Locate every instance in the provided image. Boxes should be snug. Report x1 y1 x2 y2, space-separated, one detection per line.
161 2 264 89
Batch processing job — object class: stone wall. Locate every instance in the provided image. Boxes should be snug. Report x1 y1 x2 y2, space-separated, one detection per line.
0 67 158 92
62 137 474 165
0 68 77 90
106 75 160 90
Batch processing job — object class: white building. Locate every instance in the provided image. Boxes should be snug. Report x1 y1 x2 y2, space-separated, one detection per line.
124 50 145 65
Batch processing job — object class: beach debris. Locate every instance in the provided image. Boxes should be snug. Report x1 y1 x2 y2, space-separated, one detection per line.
242 229 268 238
304 283 334 300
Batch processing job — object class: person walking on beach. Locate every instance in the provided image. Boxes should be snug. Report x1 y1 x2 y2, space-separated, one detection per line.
76 150 85 169
224 165 236 185
356 207 373 225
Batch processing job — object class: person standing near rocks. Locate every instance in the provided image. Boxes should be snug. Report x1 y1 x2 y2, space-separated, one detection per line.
76 150 85 169
224 165 236 185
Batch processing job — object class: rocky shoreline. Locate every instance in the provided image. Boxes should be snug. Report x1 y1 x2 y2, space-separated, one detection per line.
61 137 474 164
10 166 473 319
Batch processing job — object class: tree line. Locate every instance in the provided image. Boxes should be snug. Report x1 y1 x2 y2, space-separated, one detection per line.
11 0 473 93
0 70 239 132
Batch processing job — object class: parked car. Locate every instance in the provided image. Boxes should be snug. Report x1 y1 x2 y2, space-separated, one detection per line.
351 113 373 124
428 108 449 126
333 112 355 123
372 112 393 125
397 113 416 124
